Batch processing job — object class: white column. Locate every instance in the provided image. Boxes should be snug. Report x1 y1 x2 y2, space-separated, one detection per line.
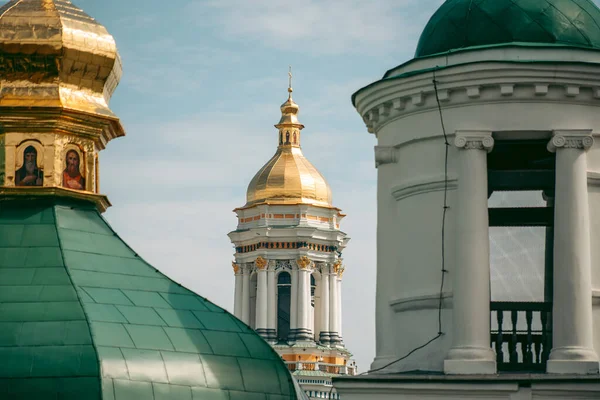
290 267 298 341
255 261 268 338
337 274 343 342
547 131 599 374
330 267 339 344
444 131 496 375
296 258 313 341
233 264 243 319
320 270 330 343
241 265 250 325
267 265 277 342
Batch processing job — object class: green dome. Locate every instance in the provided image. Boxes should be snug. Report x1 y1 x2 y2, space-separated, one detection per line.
415 0 600 57
0 199 299 400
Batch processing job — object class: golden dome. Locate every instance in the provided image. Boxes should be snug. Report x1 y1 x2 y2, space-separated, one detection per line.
245 82 333 208
0 0 122 120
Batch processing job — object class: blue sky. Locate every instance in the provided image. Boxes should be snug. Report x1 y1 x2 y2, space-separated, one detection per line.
61 0 450 370
4 0 448 370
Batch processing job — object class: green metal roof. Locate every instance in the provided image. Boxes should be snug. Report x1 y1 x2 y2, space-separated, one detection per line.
0 199 298 400
416 0 600 57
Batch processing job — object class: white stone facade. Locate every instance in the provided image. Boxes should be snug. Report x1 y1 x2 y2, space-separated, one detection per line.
334 45 600 399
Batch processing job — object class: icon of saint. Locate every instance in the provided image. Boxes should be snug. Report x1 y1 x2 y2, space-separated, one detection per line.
62 150 85 190
15 145 43 186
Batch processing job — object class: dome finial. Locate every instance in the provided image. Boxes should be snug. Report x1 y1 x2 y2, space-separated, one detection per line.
288 65 293 98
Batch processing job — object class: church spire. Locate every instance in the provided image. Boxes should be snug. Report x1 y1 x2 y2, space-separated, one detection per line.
275 67 305 148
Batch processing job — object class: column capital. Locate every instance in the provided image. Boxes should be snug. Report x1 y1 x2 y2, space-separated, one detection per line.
232 262 241 275
296 255 313 271
454 131 494 152
255 256 268 271
548 130 594 153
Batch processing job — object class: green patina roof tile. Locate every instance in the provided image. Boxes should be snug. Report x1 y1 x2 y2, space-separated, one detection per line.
32 267 71 285
153 383 193 400
83 287 134 305
64 251 159 277
55 207 113 235
84 303 128 323
124 324 174 351
102 379 116 400
239 333 279 360
121 348 169 383
161 351 206 387
117 305 166 326
97 346 129 380
20 321 91 346
122 290 173 308
230 391 267 400
30 345 98 377
163 327 213 354
0 248 27 267
0 268 36 285
191 386 230 400
39 285 78 302
155 308 204 329
192 311 241 332
113 378 154 399
90 322 135 348
201 355 245 391
21 225 59 247
0 286 43 302
0 301 84 322
203 331 249 358
0 225 24 247
59 229 133 258
0 322 22 346
238 358 281 394
160 293 210 311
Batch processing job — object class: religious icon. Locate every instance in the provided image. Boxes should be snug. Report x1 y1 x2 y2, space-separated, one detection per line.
279 132 283 145
15 145 43 186
285 131 290 144
293 132 297 144
62 149 85 190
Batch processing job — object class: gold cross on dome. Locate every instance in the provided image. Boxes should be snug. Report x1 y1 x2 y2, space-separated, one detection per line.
288 66 293 91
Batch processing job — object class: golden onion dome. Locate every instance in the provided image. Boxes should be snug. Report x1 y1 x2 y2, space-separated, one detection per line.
245 82 333 208
0 0 122 119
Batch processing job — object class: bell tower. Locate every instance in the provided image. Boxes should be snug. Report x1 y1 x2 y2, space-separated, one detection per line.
229 76 357 398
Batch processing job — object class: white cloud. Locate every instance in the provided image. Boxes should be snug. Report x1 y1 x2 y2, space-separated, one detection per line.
190 0 445 55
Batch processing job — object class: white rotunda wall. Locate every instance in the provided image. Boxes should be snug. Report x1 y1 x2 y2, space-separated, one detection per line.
357 47 600 373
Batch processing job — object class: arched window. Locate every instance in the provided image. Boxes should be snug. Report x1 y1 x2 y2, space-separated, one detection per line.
277 272 292 343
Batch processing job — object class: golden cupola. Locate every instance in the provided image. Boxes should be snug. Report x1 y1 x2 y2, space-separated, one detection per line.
244 82 333 208
0 0 125 212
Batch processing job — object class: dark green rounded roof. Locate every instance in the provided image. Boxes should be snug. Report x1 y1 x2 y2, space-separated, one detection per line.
0 199 299 400
415 0 600 57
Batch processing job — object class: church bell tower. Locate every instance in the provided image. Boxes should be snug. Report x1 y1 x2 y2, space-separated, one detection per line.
229 73 357 398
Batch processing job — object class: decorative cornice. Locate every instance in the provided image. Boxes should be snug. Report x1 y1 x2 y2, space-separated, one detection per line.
355 62 600 134
255 256 268 270
548 130 594 153
390 292 453 313
374 146 397 168
0 186 110 212
588 171 600 186
391 175 458 201
454 131 494 152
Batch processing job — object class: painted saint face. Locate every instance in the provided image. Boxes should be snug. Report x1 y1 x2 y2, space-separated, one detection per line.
66 151 79 173
16 145 43 187
63 150 85 190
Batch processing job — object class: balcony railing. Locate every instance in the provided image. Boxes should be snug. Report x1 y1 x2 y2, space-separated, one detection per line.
490 301 552 372
285 361 357 376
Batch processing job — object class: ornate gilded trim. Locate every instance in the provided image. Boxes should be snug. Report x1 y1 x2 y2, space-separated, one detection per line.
232 262 240 275
0 186 111 212
255 256 268 270
296 256 313 271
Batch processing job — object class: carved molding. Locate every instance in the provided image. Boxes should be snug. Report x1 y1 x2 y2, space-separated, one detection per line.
391 175 458 201
390 292 453 313
374 146 397 168
454 131 494 152
548 130 594 153
588 171 600 186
